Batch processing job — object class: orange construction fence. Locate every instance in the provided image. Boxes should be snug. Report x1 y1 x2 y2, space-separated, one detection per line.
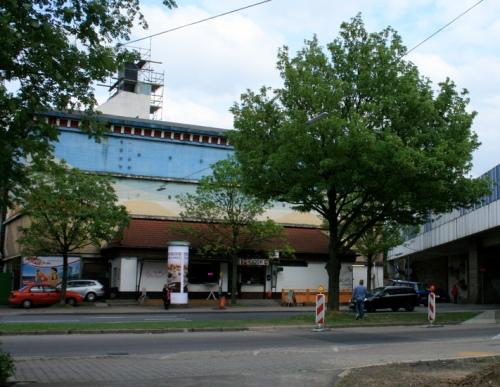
280 288 353 306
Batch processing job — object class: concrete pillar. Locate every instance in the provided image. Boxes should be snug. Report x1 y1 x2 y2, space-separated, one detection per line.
468 242 479 303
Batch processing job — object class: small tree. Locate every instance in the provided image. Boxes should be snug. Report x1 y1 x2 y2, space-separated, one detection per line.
18 161 129 303
176 158 288 304
353 221 403 290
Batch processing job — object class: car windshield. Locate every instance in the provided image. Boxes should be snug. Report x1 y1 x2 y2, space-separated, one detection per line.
417 283 427 291
18 286 28 292
369 287 385 296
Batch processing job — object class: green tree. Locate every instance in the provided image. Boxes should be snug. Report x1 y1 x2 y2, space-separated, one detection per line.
18 161 129 303
0 0 176 257
353 221 403 290
230 15 489 310
176 158 288 305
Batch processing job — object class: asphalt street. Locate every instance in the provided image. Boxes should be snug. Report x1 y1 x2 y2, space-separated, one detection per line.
0 310 311 323
4 324 500 386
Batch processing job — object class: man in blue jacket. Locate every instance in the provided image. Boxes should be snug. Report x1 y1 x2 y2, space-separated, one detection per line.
353 279 368 320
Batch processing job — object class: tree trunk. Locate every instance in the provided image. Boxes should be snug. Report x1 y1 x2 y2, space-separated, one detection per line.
60 252 68 304
326 246 341 311
231 255 238 305
367 253 373 290
0 188 9 269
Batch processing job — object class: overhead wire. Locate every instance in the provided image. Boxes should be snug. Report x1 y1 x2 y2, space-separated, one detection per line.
118 0 272 47
403 0 485 57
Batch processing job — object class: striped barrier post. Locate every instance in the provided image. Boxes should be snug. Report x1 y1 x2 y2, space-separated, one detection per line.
314 293 326 331
428 289 436 325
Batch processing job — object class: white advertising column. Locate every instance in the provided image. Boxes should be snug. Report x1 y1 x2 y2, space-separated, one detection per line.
167 241 190 304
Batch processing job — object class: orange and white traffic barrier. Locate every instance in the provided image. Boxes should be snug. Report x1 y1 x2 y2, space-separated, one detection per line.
428 290 436 325
315 293 325 328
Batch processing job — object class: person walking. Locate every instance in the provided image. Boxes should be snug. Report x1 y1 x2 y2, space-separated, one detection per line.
353 279 368 320
162 284 171 310
451 284 459 304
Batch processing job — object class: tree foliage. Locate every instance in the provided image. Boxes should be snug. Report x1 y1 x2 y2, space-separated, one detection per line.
18 161 130 302
353 221 403 290
0 0 176 214
230 15 489 310
176 158 287 304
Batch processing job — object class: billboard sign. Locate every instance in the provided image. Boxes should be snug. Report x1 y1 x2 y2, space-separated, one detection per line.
21 256 81 286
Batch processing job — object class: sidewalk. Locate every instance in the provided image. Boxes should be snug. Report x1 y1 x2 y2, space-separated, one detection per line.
0 300 498 317
0 299 317 316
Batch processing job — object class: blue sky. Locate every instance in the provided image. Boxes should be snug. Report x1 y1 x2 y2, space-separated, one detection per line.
96 0 500 176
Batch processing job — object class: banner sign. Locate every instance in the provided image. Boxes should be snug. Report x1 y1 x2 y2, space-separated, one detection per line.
239 258 269 266
21 256 81 286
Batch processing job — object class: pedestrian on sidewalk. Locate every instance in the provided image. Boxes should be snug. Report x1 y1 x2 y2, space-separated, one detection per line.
451 284 459 304
352 279 368 320
162 284 171 310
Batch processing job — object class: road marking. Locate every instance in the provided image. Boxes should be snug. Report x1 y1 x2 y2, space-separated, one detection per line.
95 316 125 319
457 351 499 357
144 317 188 321
492 333 500 340
6 320 80 323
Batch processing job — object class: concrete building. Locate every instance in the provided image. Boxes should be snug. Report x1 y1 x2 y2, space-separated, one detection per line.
389 164 500 303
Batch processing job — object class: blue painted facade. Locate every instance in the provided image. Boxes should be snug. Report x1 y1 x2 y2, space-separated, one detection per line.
48 112 233 181
56 129 232 180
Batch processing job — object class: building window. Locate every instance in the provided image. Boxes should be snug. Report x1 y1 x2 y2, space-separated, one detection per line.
189 262 220 284
241 266 265 285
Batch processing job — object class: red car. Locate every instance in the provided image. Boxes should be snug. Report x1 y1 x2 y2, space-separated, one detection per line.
8 283 84 308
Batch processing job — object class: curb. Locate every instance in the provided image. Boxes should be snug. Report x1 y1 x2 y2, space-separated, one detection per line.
0 327 251 336
0 321 470 336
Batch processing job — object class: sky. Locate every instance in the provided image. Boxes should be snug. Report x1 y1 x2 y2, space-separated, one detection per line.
96 0 500 177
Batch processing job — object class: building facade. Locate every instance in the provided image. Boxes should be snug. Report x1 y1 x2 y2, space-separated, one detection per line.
389 164 500 303
3 109 366 299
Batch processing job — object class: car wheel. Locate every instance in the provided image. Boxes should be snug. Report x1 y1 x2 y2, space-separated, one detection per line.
405 305 415 312
391 307 399 312
66 298 76 306
22 299 32 309
86 292 96 302
366 306 375 313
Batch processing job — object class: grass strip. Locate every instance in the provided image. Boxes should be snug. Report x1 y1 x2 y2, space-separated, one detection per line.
0 311 479 333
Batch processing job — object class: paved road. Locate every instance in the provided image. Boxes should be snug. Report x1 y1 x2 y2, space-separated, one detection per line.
4 324 500 386
0 310 313 323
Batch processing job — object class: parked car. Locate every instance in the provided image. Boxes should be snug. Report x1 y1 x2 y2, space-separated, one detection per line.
61 280 105 302
363 286 419 312
390 280 429 305
433 288 451 303
8 284 84 309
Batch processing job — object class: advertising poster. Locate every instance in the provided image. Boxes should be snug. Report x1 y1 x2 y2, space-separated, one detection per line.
22 256 81 286
167 242 189 304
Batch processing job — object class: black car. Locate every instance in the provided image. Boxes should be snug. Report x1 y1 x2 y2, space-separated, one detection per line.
363 286 419 312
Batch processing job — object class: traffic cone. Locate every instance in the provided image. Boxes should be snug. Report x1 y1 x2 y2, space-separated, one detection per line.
219 295 226 309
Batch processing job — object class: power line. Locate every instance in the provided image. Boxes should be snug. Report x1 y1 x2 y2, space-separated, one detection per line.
156 165 213 191
403 0 485 57
118 0 272 47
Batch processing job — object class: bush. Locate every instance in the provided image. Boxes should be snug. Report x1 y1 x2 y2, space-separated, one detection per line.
0 350 15 385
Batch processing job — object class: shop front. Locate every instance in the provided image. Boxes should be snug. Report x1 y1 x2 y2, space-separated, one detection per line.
238 258 270 299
